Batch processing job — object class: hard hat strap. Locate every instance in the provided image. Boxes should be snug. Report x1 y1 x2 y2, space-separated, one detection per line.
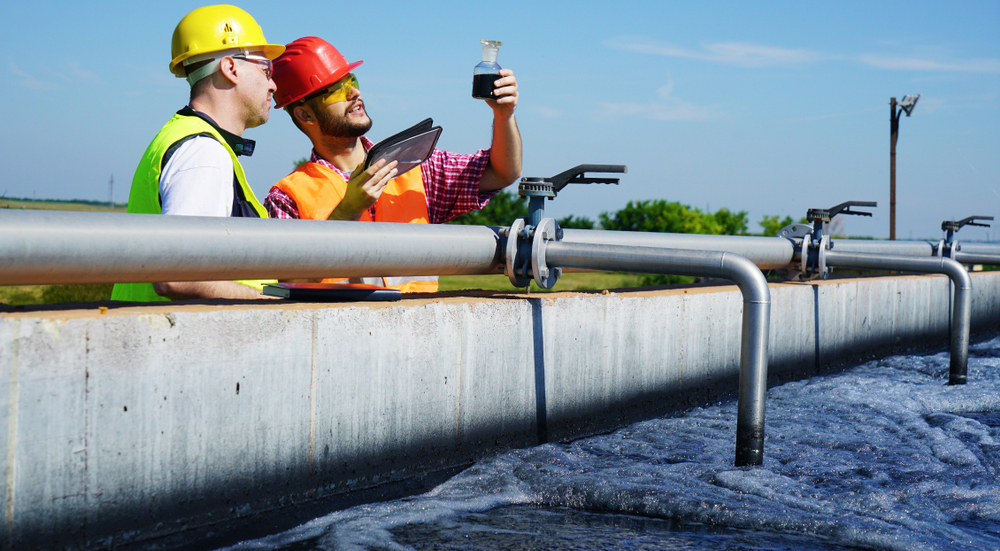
184 48 247 86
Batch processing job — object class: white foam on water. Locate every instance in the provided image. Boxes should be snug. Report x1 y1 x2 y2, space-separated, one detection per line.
223 337 1000 551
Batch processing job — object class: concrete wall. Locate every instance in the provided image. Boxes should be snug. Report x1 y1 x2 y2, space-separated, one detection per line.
2 272 999 549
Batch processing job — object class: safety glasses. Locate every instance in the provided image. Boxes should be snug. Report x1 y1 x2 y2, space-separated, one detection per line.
233 53 273 80
316 73 359 105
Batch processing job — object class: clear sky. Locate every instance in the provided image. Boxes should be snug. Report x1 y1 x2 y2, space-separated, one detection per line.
2 0 998 240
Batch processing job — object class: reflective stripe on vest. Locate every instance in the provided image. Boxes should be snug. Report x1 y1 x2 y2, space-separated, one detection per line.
272 162 439 292
111 114 271 302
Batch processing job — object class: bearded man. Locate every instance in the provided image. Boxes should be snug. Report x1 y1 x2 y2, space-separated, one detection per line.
264 37 521 292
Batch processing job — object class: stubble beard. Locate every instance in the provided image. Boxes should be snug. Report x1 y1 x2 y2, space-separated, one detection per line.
241 91 272 130
317 103 372 139
245 106 270 129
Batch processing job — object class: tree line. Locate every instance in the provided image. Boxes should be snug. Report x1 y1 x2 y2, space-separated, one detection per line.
448 190 804 237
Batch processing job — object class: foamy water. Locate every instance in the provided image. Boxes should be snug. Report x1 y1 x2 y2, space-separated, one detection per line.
222 336 1000 551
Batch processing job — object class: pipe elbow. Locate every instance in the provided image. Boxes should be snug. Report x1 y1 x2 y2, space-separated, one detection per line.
941 257 973 291
721 252 770 305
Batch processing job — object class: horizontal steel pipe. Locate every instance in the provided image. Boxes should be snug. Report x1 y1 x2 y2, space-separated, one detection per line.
954 243 1000 257
0 210 504 285
830 239 1000 260
954 252 1000 266
828 239 937 257
824 251 972 385
560 229 795 271
545 241 770 467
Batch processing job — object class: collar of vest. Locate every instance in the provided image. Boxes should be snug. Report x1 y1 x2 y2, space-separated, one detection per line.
176 106 256 157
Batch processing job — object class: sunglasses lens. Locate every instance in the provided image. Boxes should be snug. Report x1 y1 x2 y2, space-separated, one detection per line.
321 74 359 104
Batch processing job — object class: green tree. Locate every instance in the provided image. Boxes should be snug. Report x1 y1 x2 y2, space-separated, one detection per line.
597 200 748 286
598 200 747 236
557 215 595 229
714 208 749 236
447 190 528 226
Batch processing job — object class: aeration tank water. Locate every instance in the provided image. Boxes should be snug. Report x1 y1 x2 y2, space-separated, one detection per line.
221 337 1000 551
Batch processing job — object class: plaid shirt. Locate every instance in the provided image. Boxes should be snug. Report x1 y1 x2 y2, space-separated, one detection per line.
264 137 495 224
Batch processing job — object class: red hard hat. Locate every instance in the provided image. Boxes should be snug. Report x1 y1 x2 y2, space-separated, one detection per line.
272 36 363 108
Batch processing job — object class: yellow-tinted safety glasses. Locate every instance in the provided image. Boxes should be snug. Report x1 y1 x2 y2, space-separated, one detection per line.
317 74 359 105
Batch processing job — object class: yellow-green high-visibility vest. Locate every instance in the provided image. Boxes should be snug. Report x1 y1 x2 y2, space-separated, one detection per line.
111 109 271 302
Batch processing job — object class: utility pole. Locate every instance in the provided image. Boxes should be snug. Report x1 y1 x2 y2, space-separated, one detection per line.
889 95 919 241
109 174 114 208
890 98 897 241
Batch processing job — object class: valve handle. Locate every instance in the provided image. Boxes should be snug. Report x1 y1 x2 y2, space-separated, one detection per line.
807 200 877 222
941 215 993 232
550 164 627 192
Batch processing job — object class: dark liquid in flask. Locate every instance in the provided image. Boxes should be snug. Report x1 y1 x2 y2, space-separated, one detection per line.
472 73 501 99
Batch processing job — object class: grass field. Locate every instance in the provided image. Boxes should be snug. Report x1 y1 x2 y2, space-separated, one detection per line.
0 273 654 306
439 272 650 292
1 199 126 213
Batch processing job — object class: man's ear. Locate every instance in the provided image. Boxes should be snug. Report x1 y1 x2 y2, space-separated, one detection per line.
293 104 314 125
218 56 239 85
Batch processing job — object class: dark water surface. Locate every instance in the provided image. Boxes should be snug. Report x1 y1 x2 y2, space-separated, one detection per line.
222 337 1000 551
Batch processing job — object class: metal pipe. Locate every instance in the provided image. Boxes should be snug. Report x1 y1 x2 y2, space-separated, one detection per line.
829 239 936 257
955 243 1000 257
561 229 795 270
955 252 1000 266
824 250 972 385
560 231 1000 270
829 239 1000 260
545 241 770 467
0 210 504 285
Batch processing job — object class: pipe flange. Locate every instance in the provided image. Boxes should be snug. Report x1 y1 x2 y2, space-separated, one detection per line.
505 218 532 288
531 218 562 289
817 234 830 279
935 239 946 257
775 223 811 281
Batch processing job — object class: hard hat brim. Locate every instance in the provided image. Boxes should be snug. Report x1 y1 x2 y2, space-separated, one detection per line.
274 59 363 109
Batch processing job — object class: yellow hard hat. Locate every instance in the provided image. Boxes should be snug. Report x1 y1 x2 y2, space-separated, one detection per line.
169 5 285 78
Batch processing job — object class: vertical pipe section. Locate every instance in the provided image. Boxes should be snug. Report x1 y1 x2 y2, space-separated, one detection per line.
824 251 972 384
544 241 770 467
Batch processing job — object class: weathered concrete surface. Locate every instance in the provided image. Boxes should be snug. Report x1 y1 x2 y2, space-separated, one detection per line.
2 272 999 549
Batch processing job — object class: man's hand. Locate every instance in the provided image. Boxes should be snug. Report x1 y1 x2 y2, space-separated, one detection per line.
486 69 518 119
329 159 398 221
153 281 278 300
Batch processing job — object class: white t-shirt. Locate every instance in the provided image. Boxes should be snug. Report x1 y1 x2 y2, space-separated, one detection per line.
159 136 234 217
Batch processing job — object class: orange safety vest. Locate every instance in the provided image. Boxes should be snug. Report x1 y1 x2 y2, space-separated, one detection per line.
272 162 439 292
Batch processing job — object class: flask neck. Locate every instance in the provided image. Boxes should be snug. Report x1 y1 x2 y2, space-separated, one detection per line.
481 41 500 64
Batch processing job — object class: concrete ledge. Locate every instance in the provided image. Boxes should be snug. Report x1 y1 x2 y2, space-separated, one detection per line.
2 272 999 549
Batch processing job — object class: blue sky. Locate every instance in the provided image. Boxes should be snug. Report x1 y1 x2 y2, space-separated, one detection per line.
2 1 998 240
